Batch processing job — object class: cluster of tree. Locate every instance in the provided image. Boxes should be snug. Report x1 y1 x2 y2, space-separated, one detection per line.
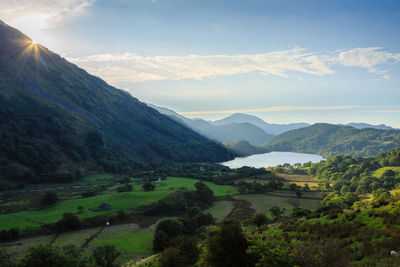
282 147 400 208
200 194 400 267
116 184 132 193
238 181 284 194
140 182 214 216
154 207 214 267
0 243 120 267
156 163 271 185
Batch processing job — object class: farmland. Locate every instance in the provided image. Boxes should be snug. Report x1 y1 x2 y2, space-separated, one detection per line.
0 177 237 231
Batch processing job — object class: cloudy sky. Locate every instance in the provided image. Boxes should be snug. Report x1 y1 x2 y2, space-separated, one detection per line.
1 0 400 127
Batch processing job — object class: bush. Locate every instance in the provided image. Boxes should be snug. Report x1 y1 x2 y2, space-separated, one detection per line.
92 245 120 267
253 213 268 227
143 182 155 192
40 191 58 206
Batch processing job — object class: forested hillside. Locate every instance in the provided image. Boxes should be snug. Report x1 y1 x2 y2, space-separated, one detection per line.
0 21 234 183
266 123 400 157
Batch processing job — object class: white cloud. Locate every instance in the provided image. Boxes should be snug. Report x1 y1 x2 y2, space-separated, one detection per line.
68 47 400 84
69 49 335 84
337 47 400 78
0 0 95 30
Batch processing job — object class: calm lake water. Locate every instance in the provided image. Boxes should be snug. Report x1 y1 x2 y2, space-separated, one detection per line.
220 151 324 169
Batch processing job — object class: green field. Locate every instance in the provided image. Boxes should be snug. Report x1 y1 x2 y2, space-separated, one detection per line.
234 193 321 217
89 230 154 265
204 201 235 223
373 166 400 178
0 177 238 230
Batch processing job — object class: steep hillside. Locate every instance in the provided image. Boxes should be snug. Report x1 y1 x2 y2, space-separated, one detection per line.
0 21 234 183
149 105 273 146
223 140 270 156
212 113 309 135
266 123 400 157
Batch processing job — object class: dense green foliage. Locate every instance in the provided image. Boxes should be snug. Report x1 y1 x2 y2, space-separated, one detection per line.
266 123 400 157
0 21 234 184
206 219 252 267
224 140 271 156
141 182 215 215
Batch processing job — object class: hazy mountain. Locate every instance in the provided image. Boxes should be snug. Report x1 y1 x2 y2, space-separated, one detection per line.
212 113 309 135
344 122 394 130
0 21 234 183
149 105 274 146
265 123 400 158
223 140 271 157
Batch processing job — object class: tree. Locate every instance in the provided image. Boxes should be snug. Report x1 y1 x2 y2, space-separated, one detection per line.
270 206 284 221
159 236 199 267
56 212 81 232
92 245 120 267
19 244 68 267
153 219 184 252
0 248 16 267
303 183 311 192
253 213 268 227
143 182 155 192
40 191 58 206
289 183 298 191
206 220 250 267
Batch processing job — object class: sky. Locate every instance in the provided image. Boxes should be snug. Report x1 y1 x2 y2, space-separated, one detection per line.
1 0 400 127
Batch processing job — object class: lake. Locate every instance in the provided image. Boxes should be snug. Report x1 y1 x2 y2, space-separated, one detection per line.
220 151 324 169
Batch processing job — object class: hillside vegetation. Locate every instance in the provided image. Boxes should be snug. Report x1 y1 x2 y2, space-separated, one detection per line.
266 123 400 157
0 21 233 183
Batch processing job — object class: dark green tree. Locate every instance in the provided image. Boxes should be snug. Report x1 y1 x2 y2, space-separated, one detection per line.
206 220 251 267
92 245 120 267
40 191 58 206
253 213 268 227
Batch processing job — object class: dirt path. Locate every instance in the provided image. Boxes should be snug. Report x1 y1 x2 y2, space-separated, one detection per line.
224 197 255 221
81 227 105 248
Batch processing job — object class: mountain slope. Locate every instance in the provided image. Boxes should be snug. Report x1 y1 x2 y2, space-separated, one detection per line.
149 105 273 146
223 140 270 157
344 122 394 130
0 21 234 183
266 123 400 157
212 113 309 135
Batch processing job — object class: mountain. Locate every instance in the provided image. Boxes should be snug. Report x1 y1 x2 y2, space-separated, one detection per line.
223 140 270 157
344 122 394 130
265 123 400 158
0 21 234 183
212 113 309 135
149 105 274 146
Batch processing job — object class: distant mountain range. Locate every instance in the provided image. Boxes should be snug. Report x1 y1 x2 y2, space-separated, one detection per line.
149 105 274 146
0 21 234 183
265 123 400 158
151 105 399 157
341 122 393 130
212 113 310 135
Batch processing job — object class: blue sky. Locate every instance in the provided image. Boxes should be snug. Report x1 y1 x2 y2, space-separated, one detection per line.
1 0 400 127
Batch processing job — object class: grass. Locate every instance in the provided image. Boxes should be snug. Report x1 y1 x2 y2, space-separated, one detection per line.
0 177 237 230
54 227 101 247
204 201 234 223
372 166 400 178
234 193 321 217
89 231 154 265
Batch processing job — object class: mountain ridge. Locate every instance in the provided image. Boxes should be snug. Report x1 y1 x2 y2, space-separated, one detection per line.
0 21 234 183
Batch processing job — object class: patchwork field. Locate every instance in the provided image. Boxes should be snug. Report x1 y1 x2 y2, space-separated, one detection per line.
0 177 237 231
204 200 235 223
234 192 322 217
